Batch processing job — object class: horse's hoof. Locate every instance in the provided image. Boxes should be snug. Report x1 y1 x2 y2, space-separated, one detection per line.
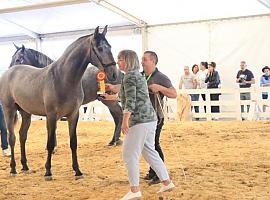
10 173 17 177
44 176 53 181
75 175 84 180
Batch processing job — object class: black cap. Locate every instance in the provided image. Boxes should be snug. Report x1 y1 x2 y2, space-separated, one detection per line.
262 66 270 73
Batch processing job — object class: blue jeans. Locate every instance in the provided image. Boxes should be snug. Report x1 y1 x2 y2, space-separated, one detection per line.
191 94 199 113
240 92 251 113
0 103 8 150
262 94 268 99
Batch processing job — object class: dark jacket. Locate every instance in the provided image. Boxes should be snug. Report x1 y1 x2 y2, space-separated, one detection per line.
205 71 220 89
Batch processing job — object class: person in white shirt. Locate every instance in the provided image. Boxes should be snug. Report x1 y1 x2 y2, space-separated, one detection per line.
197 62 208 112
191 64 200 115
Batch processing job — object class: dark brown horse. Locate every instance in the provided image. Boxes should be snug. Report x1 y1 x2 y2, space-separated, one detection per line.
10 44 123 146
0 26 117 180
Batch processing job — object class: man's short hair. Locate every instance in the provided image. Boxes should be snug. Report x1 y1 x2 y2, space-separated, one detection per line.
144 51 158 65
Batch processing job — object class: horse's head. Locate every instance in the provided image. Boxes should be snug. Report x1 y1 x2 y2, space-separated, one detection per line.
10 44 27 67
90 26 118 83
10 44 53 68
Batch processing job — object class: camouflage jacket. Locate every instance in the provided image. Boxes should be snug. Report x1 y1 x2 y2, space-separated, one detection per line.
120 70 157 127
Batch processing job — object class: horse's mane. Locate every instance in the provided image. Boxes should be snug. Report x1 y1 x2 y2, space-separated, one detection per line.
59 33 110 59
27 48 54 67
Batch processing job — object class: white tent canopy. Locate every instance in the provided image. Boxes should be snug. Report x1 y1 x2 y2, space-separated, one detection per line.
0 0 269 40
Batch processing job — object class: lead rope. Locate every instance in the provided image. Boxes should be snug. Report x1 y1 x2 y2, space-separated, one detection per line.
155 92 187 182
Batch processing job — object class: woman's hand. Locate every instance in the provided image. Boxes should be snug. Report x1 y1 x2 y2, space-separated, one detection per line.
121 121 129 135
121 112 131 135
100 93 118 100
105 83 121 93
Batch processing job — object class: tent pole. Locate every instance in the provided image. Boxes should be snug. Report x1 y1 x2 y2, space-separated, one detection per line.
142 26 148 52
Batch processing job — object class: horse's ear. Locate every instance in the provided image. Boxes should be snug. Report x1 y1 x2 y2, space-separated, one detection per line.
13 43 20 50
22 45 25 52
94 26 99 38
102 25 108 36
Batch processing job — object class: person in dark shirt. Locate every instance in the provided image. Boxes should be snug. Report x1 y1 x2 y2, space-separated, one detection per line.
0 101 11 157
205 62 220 115
260 66 270 112
141 51 177 185
236 61 255 117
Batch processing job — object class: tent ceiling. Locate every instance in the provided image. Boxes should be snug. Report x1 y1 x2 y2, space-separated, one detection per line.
108 0 269 25
0 0 269 40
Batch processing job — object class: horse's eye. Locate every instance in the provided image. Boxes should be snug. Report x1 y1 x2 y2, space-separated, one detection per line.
98 47 103 52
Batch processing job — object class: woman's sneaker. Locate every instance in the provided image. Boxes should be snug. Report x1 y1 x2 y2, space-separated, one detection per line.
2 148 11 157
157 182 175 193
120 190 142 200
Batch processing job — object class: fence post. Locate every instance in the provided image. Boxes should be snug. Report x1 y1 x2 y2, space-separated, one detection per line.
235 88 242 121
205 89 212 121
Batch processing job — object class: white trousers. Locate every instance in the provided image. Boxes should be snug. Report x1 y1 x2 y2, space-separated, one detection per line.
123 121 169 186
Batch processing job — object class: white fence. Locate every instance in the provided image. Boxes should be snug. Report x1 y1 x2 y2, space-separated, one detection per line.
31 87 270 122
165 87 270 121
79 101 113 121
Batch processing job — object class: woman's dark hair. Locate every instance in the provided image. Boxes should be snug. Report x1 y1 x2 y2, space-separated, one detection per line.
200 61 208 69
192 64 199 73
208 61 216 68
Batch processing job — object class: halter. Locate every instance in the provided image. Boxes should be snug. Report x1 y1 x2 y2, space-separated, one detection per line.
91 41 116 70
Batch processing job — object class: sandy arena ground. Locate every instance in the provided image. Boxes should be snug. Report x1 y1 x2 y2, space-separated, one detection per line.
0 120 269 200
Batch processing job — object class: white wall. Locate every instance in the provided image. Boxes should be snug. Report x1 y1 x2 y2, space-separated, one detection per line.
147 15 270 89
0 39 36 75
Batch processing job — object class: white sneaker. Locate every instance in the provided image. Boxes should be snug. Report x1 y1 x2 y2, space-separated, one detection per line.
157 182 175 193
120 190 142 200
2 148 11 157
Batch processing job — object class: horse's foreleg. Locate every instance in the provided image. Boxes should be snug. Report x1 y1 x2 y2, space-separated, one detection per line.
44 115 57 180
19 111 31 172
67 112 83 178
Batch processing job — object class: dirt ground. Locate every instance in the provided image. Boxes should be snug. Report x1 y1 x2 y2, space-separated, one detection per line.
0 120 269 200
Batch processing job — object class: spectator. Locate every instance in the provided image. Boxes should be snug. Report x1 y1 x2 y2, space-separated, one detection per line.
236 61 255 117
205 62 220 117
179 66 196 90
197 62 208 113
179 66 197 114
260 66 270 112
191 64 200 115
0 101 11 157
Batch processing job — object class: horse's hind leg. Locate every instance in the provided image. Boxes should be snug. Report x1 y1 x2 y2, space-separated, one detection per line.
44 114 57 180
102 100 123 144
3 105 18 175
67 112 83 179
19 110 31 172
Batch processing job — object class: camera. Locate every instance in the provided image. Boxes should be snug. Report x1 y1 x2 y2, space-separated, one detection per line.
239 74 246 83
